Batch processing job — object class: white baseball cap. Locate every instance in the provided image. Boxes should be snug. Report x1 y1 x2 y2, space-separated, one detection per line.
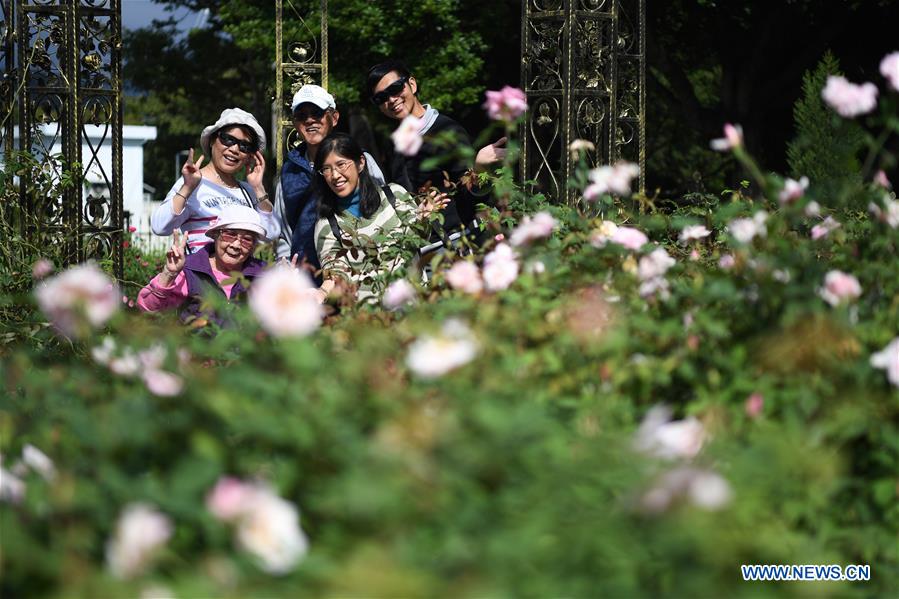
200 108 267 156
205 205 266 238
291 84 337 112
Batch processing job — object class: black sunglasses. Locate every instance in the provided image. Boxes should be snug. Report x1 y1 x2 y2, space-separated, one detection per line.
293 105 327 121
371 76 409 105
217 131 257 154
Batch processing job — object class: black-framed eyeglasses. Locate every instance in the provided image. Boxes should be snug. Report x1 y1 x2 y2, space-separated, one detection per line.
293 105 327 121
217 131 257 154
318 160 355 177
371 76 409 105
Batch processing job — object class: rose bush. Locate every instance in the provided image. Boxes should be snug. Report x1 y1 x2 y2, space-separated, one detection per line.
2 67 898 598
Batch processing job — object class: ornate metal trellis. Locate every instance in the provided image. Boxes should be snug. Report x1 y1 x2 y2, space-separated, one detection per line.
2 0 123 275
275 0 327 172
521 0 645 204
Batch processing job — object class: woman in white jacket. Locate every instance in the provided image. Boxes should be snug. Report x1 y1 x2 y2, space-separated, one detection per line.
151 108 280 253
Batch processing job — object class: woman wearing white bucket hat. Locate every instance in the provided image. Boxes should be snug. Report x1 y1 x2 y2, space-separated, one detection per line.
139 205 269 326
151 108 280 253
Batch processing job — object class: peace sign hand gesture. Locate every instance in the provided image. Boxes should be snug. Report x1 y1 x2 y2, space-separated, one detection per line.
181 148 205 190
163 231 188 283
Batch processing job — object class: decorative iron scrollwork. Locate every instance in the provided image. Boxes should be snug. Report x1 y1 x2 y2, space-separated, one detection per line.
521 0 645 204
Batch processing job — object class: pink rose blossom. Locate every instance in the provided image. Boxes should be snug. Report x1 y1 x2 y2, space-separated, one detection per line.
382 279 416 310
568 139 595 154
509 211 557 247
679 225 711 243
822 76 878 118
482 86 528 122
391 115 424 156
870 337 899 388
869 197 899 228
710 123 743 151
446 260 483 294
589 220 619 248
207 476 254 521
482 243 519 292
880 51 899 92
639 276 671 300
778 176 809 204
142 369 184 397
406 319 478 379
689 249 700 261
31 259 54 280
249 266 323 337
610 226 649 251
811 216 841 240
637 247 675 281
745 393 764 418
874 170 892 189
34 262 119 337
583 161 640 199
634 405 705 460
718 254 736 269
106 503 173 579
818 270 862 307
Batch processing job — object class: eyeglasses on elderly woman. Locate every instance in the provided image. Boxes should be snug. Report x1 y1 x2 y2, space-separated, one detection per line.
217 130 257 154
218 229 258 248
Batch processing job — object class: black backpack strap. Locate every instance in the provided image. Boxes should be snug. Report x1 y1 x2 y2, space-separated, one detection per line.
381 184 397 210
327 213 344 245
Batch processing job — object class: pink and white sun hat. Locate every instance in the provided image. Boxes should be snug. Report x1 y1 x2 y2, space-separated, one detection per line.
205 205 266 238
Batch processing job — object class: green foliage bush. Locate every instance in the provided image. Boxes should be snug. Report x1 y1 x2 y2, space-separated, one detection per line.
3 65 899 598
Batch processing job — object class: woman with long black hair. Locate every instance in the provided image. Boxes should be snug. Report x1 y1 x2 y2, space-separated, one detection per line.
312 133 420 302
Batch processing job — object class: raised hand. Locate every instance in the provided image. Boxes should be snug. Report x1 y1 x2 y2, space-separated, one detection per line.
164 230 188 277
181 148 204 190
417 190 451 220
247 150 266 191
475 136 508 170
278 253 300 269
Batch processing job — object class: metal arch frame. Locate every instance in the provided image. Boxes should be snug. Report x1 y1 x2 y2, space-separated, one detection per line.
275 0 328 172
520 0 645 205
7 0 123 276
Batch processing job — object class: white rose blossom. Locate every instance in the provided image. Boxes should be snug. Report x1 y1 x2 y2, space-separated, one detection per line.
727 211 768 244
633 405 705 461
34 262 119 337
406 319 479 379
870 337 899 388
249 266 323 337
482 243 520 292
679 225 711 243
106 503 173 579
391 115 424 156
509 211 557 247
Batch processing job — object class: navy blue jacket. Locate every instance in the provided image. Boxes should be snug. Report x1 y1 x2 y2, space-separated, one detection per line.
280 145 321 272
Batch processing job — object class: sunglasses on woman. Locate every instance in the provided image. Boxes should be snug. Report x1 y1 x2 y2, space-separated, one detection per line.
218 229 257 248
217 131 257 154
371 76 410 105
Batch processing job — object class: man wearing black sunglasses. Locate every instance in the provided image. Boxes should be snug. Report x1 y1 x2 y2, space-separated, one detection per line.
366 59 506 238
275 84 385 271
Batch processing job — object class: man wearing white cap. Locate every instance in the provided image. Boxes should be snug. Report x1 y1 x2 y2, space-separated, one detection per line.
274 84 384 269
151 107 280 253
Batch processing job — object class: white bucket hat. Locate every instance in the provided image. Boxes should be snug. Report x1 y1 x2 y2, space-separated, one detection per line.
205 205 266 238
200 108 267 156
291 84 337 112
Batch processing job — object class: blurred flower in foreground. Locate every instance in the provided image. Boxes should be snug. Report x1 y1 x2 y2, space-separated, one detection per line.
718 254 736 270
638 247 676 282
207 477 309 575
407 319 478 379
634 405 705 460
745 393 764 418
568 138 595 155
34 262 119 337
106 503 173 579
382 279 417 310
640 467 733 513
778 176 809 205
709 123 743 151
583 161 640 199
250 266 323 337
391 115 423 156
874 170 892 189
818 270 862 307
804 201 821 217
869 197 899 228
22 444 56 481
483 86 528 122
679 224 711 243
870 337 899 388
0 456 26 503
482 243 520 292
727 211 768 244
591 221 649 252
880 51 899 91
31 258 54 280
821 75 878 117
445 260 483 295
811 216 841 240
509 211 557 247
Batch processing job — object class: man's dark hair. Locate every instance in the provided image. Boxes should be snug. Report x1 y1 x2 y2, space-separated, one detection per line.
366 59 415 99
314 133 382 219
